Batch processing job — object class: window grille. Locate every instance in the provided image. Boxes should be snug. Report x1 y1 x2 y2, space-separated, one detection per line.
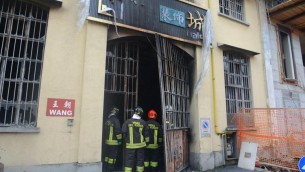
219 0 245 21
104 41 139 120
0 0 49 127
223 51 252 127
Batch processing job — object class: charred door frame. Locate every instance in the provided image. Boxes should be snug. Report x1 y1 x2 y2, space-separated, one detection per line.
156 35 191 171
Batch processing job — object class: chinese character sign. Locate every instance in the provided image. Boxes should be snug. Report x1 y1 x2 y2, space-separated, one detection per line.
46 98 75 117
160 5 185 28
187 11 205 31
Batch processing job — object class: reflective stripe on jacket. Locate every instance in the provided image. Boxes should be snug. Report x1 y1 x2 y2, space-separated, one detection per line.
146 119 163 149
105 115 122 146
122 118 149 149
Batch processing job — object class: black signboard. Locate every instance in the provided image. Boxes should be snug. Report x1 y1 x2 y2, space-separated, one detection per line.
89 0 207 43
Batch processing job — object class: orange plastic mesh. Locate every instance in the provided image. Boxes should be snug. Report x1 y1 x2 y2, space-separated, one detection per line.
232 108 305 171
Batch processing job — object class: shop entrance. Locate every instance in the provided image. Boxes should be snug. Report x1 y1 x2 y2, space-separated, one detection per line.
102 35 192 171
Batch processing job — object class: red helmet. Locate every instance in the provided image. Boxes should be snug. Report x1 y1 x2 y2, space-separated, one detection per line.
148 110 157 119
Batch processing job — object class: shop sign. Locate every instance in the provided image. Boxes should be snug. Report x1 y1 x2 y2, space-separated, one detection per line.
160 5 186 28
46 98 75 117
91 0 207 43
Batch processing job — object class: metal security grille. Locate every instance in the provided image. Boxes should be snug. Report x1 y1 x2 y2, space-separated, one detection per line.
104 41 139 120
223 51 251 128
156 35 190 172
219 0 244 21
156 37 190 130
0 0 48 127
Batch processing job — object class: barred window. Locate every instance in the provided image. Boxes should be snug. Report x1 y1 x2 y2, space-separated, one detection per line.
219 0 245 21
224 51 252 127
0 0 48 127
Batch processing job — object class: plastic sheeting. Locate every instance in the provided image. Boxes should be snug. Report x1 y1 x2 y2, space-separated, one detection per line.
77 0 90 30
194 10 213 95
77 0 119 36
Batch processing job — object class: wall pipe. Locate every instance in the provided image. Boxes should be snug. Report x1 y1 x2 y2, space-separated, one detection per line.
207 0 225 135
211 48 225 135
204 0 227 166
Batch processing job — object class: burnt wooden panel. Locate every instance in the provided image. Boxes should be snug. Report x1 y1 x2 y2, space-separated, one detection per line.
89 0 206 42
166 129 189 171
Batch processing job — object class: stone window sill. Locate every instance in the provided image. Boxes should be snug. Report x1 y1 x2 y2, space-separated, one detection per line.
0 127 40 133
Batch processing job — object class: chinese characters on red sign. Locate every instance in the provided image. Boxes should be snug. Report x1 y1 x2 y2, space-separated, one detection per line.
46 98 75 117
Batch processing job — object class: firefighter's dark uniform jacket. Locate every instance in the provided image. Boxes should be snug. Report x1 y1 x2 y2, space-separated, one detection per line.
122 118 149 148
146 119 163 149
105 114 122 146
144 119 163 171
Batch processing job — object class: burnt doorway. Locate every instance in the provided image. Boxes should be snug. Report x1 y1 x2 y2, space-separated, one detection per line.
102 37 163 170
102 36 192 171
155 35 191 171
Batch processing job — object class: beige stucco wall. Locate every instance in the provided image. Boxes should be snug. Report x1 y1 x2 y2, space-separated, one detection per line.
0 0 108 167
190 0 267 156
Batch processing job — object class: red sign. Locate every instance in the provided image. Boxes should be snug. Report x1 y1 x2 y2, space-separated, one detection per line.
46 98 75 117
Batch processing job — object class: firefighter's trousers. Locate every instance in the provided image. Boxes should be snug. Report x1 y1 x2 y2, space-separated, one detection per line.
144 148 159 172
124 148 145 172
104 145 119 171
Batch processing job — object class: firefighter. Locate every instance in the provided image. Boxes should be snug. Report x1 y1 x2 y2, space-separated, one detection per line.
144 110 163 172
104 107 122 171
122 106 149 172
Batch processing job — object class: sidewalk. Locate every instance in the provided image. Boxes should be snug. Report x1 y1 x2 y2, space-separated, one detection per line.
187 165 268 172
211 165 254 172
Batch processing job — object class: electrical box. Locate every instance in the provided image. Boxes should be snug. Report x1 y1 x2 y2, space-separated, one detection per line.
225 132 238 160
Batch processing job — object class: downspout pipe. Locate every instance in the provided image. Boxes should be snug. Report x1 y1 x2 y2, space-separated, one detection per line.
209 22 227 165
207 0 226 166
211 48 225 135
208 0 225 135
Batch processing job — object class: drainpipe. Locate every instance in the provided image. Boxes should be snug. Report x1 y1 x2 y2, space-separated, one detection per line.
207 0 225 135
208 0 226 165
211 48 225 135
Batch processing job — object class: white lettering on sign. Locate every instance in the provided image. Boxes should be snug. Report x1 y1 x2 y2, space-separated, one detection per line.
49 109 73 116
53 100 59 108
64 101 72 109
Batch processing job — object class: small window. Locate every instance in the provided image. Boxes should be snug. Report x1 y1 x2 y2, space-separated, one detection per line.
0 0 49 127
219 0 245 21
279 29 295 80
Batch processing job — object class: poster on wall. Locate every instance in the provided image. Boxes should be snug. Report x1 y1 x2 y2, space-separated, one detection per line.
200 117 211 137
46 98 75 117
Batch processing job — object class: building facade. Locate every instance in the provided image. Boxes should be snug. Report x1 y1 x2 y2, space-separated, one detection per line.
0 0 268 171
258 0 305 109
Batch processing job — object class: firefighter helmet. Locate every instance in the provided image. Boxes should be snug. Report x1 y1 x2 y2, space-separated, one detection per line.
110 107 119 115
134 106 144 117
148 110 157 120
